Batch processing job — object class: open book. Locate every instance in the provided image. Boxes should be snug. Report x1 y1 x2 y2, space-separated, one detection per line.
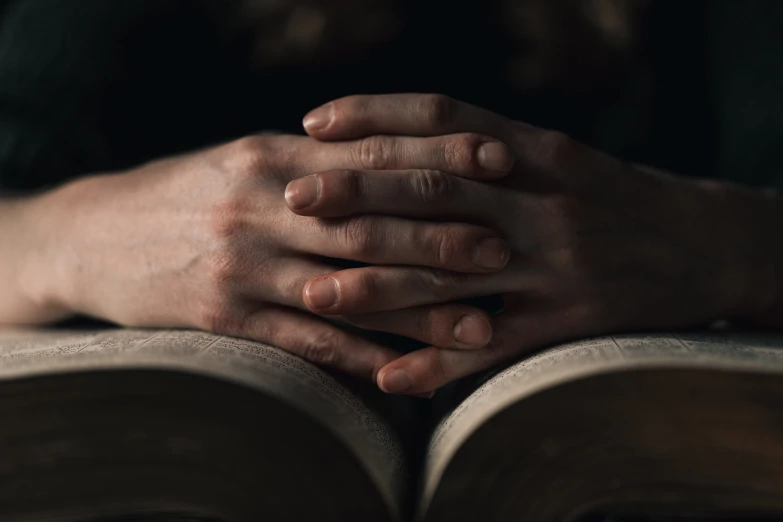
2 329 783 522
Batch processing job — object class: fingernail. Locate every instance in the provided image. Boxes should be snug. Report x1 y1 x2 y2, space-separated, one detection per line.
477 141 515 174
473 237 510 270
380 369 413 394
305 278 339 310
453 314 492 348
285 176 320 209
303 103 334 133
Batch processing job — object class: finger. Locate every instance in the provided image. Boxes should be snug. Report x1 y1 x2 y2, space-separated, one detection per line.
285 169 494 222
230 132 513 182
303 93 524 143
232 257 341 310
290 215 510 276
316 132 515 180
226 303 402 382
341 303 493 350
301 265 516 315
375 309 559 394
236 258 493 350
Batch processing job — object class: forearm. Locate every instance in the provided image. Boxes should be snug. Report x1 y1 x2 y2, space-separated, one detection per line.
0 190 73 325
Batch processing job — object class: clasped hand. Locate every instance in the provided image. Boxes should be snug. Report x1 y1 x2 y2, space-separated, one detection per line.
47 94 777 396
291 94 776 394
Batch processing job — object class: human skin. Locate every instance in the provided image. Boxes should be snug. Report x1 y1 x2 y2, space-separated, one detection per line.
0 131 516 380
292 93 783 394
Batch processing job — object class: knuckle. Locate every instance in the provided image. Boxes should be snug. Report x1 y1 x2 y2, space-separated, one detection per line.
336 170 364 201
419 94 457 129
534 130 575 168
300 330 342 366
415 307 439 339
209 198 252 241
356 136 392 170
339 217 378 258
227 135 262 157
352 269 380 301
411 169 453 204
444 133 481 171
224 135 272 178
433 228 464 267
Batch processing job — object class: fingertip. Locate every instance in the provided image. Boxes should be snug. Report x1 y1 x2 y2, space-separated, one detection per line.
377 367 413 394
377 351 442 396
452 312 493 349
303 103 335 136
303 276 340 312
473 237 511 271
476 141 515 178
285 175 321 212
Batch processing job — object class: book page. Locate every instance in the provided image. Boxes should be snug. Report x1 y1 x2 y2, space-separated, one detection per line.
423 331 783 504
0 328 404 518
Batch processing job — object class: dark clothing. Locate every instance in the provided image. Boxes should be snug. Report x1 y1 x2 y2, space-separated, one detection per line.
0 0 781 191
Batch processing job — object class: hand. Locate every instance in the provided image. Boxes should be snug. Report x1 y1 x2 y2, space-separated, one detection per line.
294 93 783 393
27 131 516 380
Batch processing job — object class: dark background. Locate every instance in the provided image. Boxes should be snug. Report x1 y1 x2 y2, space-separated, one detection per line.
2 0 777 194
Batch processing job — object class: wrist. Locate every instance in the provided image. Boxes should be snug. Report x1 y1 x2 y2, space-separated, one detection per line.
691 179 783 325
7 176 106 324
32 175 116 322
22 188 80 323
0 192 70 324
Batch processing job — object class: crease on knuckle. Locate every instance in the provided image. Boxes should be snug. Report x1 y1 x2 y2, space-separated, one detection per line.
356 269 382 303
356 136 392 170
301 330 342 366
339 170 364 201
433 228 462 267
414 307 441 342
411 169 452 204
419 94 456 129
340 217 378 258
444 133 480 172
